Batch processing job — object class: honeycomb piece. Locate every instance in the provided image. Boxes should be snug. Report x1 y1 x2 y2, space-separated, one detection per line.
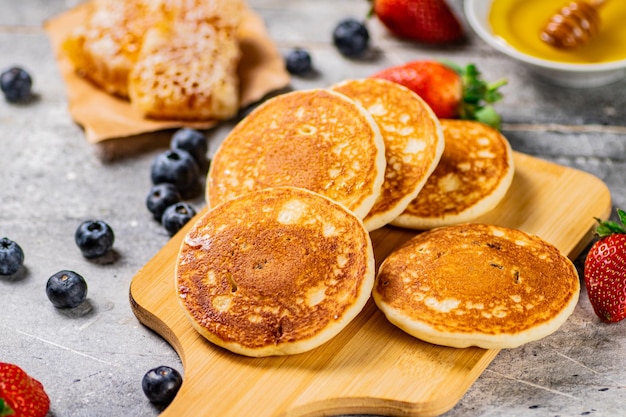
160 0 245 29
128 17 241 120
62 0 159 97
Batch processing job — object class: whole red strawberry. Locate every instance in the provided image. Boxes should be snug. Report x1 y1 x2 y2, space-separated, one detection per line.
584 209 626 323
0 363 50 417
372 0 463 43
371 60 507 129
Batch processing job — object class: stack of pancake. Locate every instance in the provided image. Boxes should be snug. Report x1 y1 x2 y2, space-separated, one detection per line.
175 78 579 356
206 79 514 232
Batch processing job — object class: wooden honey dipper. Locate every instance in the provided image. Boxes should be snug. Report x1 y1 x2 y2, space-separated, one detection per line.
540 0 607 49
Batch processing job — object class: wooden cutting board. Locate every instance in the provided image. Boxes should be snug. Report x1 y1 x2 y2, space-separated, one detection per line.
130 151 611 417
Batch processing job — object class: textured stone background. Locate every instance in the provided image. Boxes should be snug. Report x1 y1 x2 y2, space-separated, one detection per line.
1 1 625 416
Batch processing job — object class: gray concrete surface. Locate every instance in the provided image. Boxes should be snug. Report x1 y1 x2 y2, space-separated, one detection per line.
1 0 626 416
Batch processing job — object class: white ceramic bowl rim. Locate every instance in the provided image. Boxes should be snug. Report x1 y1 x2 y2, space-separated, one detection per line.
464 0 626 73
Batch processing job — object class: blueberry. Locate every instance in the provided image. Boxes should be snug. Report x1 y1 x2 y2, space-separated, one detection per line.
161 202 197 236
146 183 182 222
46 270 88 309
0 67 32 103
0 237 24 276
150 149 200 198
170 128 208 172
285 48 313 75
75 220 115 259
142 366 183 405
333 18 370 58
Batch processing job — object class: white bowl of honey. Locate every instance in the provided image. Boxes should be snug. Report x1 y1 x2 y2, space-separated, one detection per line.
465 0 626 87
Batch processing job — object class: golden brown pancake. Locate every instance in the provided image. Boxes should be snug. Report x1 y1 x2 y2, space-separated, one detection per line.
392 119 514 230
373 223 580 349
331 78 444 232
176 186 375 357
206 89 386 219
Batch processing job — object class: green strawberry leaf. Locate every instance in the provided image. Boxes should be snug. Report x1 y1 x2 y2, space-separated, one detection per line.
0 399 15 417
594 208 626 237
474 106 502 130
485 79 507 103
441 60 507 130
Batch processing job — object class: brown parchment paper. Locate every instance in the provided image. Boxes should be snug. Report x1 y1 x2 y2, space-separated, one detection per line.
44 2 290 147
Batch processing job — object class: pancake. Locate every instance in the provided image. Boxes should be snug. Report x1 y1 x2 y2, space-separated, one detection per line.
331 78 444 232
175 186 375 357
373 223 580 349
206 89 386 219
392 119 514 230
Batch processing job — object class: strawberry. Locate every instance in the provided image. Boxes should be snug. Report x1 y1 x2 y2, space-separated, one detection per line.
371 0 463 44
584 209 626 323
371 60 507 129
0 363 50 417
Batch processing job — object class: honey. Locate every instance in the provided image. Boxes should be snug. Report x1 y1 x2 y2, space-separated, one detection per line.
488 0 626 64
